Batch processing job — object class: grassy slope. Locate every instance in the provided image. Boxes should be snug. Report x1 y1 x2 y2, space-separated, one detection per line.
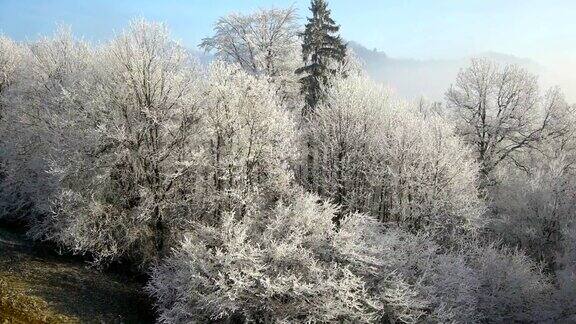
0 228 154 323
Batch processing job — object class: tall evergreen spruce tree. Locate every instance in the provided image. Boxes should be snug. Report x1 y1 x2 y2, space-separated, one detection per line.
296 0 347 116
296 0 347 206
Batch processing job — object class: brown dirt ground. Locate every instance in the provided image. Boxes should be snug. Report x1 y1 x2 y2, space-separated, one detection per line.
0 228 155 323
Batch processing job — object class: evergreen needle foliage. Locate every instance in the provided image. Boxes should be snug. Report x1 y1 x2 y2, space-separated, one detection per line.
295 0 347 115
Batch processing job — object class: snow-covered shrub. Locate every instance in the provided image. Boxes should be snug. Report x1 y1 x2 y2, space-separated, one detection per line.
307 75 485 238
370 237 559 323
401 242 558 323
490 154 576 267
423 253 480 323
148 193 380 323
149 191 490 323
468 244 556 323
347 224 480 323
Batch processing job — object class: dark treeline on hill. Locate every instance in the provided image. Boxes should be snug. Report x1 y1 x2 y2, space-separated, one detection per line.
0 0 575 322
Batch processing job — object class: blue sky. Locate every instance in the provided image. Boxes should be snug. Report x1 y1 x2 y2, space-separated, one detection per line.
0 0 574 62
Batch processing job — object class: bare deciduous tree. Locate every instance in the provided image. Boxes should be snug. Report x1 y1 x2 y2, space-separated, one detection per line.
200 8 301 105
489 96 575 269
446 58 562 184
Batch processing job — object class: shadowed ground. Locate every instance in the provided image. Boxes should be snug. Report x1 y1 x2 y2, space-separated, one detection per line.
0 227 155 323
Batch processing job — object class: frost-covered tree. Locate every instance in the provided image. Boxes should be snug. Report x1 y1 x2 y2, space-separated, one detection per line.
296 0 347 115
490 154 576 268
307 75 484 237
181 61 297 224
446 58 562 186
487 96 576 271
0 35 24 117
0 35 27 216
487 91 573 262
304 74 388 212
555 223 576 320
200 8 301 106
32 20 202 264
0 27 93 223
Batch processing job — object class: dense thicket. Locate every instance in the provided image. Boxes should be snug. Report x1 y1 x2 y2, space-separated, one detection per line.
307 75 485 238
0 21 297 266
0 6 575 323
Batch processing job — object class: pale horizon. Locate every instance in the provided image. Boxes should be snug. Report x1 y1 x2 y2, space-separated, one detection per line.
1 0 574 101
